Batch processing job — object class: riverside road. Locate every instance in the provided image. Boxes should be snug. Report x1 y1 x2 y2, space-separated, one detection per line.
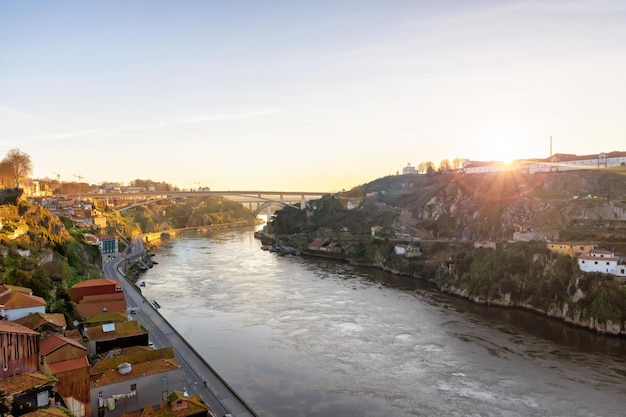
103 240 257 417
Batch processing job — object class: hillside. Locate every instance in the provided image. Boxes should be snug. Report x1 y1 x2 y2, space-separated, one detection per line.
364 167 626 247
266 167 626 335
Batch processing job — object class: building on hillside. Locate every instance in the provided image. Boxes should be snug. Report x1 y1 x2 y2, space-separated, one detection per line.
39 334 90 417
474 241 497 250
547 242 595 258
79 312 129 332
119 392 212 417
402 163 417 175
528 151 626 174
71 279 123 303
76 297 128 322
394 243 421 258
0 290 46 322
90 348 183 417
0 372 56 417
578 249 625 276
14 313 67 338
84 321 148 356
39 335 88 373
0 321 40 379
97 235 119 255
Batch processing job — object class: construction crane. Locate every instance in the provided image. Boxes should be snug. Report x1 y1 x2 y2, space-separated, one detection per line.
72 174 83 200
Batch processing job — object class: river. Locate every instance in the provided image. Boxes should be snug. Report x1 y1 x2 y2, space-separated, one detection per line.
139 227 626 417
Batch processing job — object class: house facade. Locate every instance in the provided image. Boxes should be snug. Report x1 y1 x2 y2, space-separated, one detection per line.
578 249 621 275
0 286 47 321
0 372 56 417
90 357 183 417
0 321 39 379
547 242 595 258
71 279 124 303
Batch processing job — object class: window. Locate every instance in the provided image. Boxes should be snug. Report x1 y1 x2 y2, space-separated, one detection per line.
594 261 598 265
162 391 168 401
131 384 136 391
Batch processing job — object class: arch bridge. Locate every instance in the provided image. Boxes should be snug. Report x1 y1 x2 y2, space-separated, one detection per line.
68 190 329 215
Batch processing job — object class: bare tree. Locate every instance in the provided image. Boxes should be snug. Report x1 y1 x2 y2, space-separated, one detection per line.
417 162 426 173
439 159 451 173
2 149 32 188
424 161 436 175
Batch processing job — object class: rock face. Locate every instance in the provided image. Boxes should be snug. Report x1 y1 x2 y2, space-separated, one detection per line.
401 170 626 240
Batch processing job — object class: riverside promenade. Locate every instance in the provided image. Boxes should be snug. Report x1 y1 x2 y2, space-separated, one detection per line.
103 239 258 417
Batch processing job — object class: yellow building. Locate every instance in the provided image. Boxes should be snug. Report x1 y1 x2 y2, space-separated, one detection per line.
546 242 595 258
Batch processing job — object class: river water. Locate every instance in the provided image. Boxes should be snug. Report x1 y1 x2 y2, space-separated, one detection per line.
139 227 626 417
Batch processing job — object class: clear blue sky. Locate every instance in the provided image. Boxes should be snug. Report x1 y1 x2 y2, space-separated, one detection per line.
2 1 625 191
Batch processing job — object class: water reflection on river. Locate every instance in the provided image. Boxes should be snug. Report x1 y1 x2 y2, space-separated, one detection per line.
140 228 626 417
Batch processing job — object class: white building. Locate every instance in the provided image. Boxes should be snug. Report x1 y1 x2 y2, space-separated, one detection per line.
402 163 417 175
578 249 625 276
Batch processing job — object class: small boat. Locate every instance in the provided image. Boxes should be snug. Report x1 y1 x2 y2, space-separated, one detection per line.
140 281 146 287
153 300 161 309
260 245 271 251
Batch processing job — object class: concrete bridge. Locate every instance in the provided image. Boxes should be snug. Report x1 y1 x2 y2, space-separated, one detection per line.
67 190 330 216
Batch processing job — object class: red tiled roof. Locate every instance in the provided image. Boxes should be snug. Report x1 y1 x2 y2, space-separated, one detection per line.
0 284 33 295
0 372 56 394
14 312 67 331
579 255 619 262
82 293 125 303
39 334 87 356
21 407 70 417
590 249 614 255
0 291 46 309
91 358 180 387
48 356 89 374
82 311 128 324
76 300 127 319
0 320 39 335
85 320 145 342
71 278 118 289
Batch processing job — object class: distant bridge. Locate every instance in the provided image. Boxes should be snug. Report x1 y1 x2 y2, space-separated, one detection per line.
65 190 330 216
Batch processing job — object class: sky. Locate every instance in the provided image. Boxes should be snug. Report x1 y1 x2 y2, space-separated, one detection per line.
1 1 625 192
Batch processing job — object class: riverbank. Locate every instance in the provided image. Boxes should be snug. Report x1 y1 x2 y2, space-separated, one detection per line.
254 231 626 337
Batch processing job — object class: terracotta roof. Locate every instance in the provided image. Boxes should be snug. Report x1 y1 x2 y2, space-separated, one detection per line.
85 320 145 341
0 291 46 309
39 334 87 356
0 372 56 394
92 347 175 375
91 358 181 387
48 356 89 374
76 300 127 319
21 407 70 417
130 393 209 417
14 312 67 331
0 284 33 295
120 391 212 417
0 320 39 335
64 329 82 340
82 293 125 303
590 249 615 255
72 278 118 289
119 411 143 417
579 255 619 262
82 311 128 325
